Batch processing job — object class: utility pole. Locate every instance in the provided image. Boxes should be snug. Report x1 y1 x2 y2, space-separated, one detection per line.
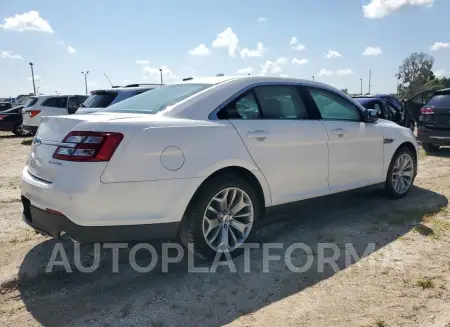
81 71 89 95
360 78 363 95
29 62 36 95
312 75 315 81
368 69 372 94
159 68 163 85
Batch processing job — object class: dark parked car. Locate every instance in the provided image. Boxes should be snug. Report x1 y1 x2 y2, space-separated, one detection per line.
417 88 450 154
0 102 12 111
403 89 437 127
0 106 28 136
352 96 403 124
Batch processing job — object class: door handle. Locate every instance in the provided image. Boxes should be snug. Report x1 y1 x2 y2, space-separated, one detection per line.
331 128 345 137
247 130 269 141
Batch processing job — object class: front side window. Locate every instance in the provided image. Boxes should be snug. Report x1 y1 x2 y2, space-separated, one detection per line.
308 88 361 121
103 83 212 114
43 97 68 108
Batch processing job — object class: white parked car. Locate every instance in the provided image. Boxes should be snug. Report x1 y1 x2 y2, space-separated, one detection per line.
22 95 88 134
21 76 419 259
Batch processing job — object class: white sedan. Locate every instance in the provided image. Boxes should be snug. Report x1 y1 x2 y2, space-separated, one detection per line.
21 76 418 259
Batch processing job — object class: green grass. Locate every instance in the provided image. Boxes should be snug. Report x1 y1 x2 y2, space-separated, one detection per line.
416 278 435 290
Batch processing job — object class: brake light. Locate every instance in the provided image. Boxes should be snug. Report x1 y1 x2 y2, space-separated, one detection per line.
53 131 124 162
28 110 41 118
0 115 7 120
420 107 434 115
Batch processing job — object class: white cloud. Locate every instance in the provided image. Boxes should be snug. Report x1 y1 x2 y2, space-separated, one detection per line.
279 73 289 78
0 51 23 59
28 76 43 82
257 17 267 22
136 60 149 65
434 70 449 78
212 27 239 57
236 67 253 75
430 42 450 51
142 65 177 84
240 42 265 58
363 0 434 19
188 44 212 56
293 44 306 52
56 40 64 45
318 69 334 77
325 50 342 59
124 79 131 83
290 37 298 45
336 69 355 76
0 10 54 33
67 46 76 54
362 46 382 56
260 57 288 76
292 57 308 65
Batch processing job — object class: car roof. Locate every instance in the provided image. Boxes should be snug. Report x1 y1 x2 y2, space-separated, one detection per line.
90 85 160 93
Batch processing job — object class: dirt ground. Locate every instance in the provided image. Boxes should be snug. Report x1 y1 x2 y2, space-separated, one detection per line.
1 131 450 327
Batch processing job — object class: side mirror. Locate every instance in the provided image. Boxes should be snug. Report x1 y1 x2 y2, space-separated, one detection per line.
365 109 378 123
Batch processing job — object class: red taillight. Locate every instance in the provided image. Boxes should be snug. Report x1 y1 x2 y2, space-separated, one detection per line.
0 115 7 120
420 107 434 115
28 110 41 118
53 131 124 162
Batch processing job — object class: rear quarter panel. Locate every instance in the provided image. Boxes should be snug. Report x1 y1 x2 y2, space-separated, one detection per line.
100 120 263 183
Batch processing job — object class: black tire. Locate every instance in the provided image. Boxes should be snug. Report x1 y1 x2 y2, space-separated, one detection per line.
180 174 262 261
422 143 440 154
384 147 416 199
12 122 28 137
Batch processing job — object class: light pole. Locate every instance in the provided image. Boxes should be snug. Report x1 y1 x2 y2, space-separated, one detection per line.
81 71 89 95
312 75 315 81
159 68 163 85
360 78 363 95
29 62 36 95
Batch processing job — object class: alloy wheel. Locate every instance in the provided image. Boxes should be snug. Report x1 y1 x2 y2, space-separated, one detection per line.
202 187 254 252
392 153 414 194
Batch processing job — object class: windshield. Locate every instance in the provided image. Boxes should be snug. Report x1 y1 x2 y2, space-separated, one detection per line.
427 95 450 107
103 83 212 114
82 91 118 108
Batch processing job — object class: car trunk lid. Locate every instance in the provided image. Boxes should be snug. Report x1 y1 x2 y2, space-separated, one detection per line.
27 113 146 182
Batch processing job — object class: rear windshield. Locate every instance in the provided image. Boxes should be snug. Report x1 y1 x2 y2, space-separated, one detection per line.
426 95 450 107
103 83 213 114
82 91 118 108
25 97 38 108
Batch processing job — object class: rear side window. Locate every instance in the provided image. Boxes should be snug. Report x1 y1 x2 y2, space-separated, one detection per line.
42 97 68 108
75 95 88 105
426 95 450 107
255 85 308 119
82 92 118 108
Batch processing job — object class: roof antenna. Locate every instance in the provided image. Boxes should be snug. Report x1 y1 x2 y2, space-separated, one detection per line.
104 73 113 87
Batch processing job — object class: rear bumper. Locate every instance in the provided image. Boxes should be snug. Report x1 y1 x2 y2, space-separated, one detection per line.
21 196 180 242
22 125 38 134
417 127 450 145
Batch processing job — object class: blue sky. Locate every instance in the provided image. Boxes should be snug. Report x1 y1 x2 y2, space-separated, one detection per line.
1 0 449 97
